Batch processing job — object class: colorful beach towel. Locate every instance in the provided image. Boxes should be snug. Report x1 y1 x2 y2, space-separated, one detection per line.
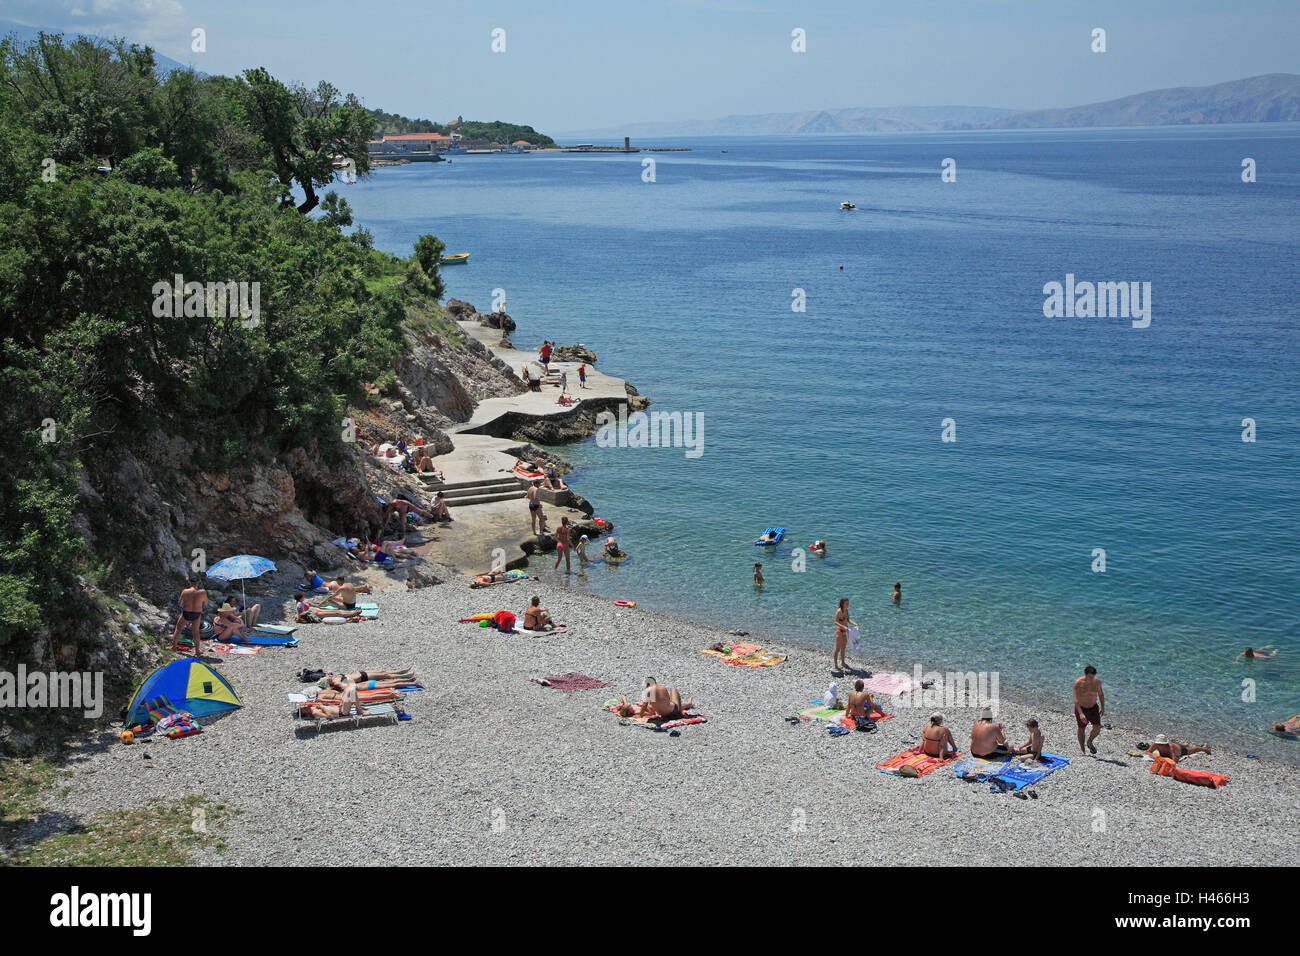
863 672 919 696
951 754 1013 781
701 642 786 667
539 672 610 691
227 633 299 647
798 704 894 725
994 753 1069 790
877 747 961 777
210 642 260 656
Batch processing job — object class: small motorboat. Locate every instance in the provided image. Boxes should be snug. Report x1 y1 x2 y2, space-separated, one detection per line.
840 201 856 210
439 253 470 265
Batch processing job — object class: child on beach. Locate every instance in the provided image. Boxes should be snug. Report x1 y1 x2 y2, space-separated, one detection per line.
575 535 589 561
1013 718 1045 761
753 562 764 587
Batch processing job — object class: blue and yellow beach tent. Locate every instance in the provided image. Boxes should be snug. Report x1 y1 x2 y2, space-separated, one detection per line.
124 659 242 726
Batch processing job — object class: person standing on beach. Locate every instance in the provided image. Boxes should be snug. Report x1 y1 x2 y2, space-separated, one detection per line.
891 582 902 605
171 576 208 654
1072 665 1105 755
540 341 552 371
554 517 572 572
833 597 856 673
578 363 587 388
527 480 542 533
560 370 568 394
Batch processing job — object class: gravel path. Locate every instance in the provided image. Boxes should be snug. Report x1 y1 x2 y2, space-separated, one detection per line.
48 565 1300 866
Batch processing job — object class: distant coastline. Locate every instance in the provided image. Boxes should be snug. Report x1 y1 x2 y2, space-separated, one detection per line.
564 73 1300 138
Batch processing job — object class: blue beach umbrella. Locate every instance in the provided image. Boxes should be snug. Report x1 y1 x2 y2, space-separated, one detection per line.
206 554 277 606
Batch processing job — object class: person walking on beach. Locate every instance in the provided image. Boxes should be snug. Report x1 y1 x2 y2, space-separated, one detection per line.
833 597 856 673
540 341 552 371
171 576 208 655
554 517 572 572
891 582 902 605
1073 665 1105 755
527 480 542 534
578 363 587 388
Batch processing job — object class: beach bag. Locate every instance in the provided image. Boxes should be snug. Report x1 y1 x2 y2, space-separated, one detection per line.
854 715 877 733
898 764 921 778
1149 756 1177 777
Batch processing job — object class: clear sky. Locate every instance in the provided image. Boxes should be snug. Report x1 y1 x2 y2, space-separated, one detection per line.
3 0 1297 132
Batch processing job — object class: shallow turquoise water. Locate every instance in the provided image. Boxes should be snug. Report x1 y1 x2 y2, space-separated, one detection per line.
344 127 1300 758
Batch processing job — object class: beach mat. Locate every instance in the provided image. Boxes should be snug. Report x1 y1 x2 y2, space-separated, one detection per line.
877 748 960 777
515 625 567 637
863 672 919 696
228 633 299 647
951 754 1013 781
799 703 893 724
539 672 611 691
209 642 260 656
250 624 297 636
994 753 1069 790
701 642 785 667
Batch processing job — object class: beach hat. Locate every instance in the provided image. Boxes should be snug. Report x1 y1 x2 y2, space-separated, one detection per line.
218 603 234 613
580 535 589 541
979 706 994 720
1154 734 1169 744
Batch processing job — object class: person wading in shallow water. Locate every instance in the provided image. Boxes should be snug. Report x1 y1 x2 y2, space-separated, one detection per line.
554 517 572 573
1072 665 1105 755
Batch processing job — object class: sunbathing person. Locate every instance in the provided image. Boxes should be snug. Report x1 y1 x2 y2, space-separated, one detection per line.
1137 734 1211 762
296 599 362 624
322 576 370 609
613 679 693 720
299 682 367 719
319 668 415 690
1011 718 1045 761
522 596 554 631
429 492 452 522
845 679 884 719
471 569 508 588
1236 645 1277 661
212 603 247 641
383 498 433 537
920 712 958 759
227 597 261 629
970 707 1009 759
542 466 568 491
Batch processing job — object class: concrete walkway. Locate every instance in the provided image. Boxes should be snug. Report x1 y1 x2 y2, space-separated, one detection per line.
403 321 628 572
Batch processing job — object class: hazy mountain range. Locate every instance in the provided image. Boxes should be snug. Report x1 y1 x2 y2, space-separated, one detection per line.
0 18 194 75
565 74 1300 138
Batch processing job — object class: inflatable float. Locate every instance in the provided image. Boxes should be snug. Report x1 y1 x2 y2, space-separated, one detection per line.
613 600 637 608
755 527 785 546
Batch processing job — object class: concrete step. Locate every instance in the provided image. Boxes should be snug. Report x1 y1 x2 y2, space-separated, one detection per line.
419 475 520 491
441 482 523 501
449 490 528 507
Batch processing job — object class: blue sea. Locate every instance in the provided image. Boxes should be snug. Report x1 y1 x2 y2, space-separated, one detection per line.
343 127 1300 759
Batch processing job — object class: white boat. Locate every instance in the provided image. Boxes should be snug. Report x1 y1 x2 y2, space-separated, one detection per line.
840 201 856 210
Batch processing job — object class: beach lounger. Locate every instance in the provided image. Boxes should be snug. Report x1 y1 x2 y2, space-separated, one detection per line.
251 623 297 636
293 700 400 734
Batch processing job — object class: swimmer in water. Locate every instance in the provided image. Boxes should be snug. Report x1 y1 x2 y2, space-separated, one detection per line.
810 540 826 555
891 582 901 605
753 562 764 588
1236 645 1277 662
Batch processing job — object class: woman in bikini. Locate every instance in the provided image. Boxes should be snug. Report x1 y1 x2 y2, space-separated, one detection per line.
833 597 855 673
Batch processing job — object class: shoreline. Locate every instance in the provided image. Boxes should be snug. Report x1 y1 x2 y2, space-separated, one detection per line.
38 561 1300 866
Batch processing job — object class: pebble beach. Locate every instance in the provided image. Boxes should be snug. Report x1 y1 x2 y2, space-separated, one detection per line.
46 564 1300 867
